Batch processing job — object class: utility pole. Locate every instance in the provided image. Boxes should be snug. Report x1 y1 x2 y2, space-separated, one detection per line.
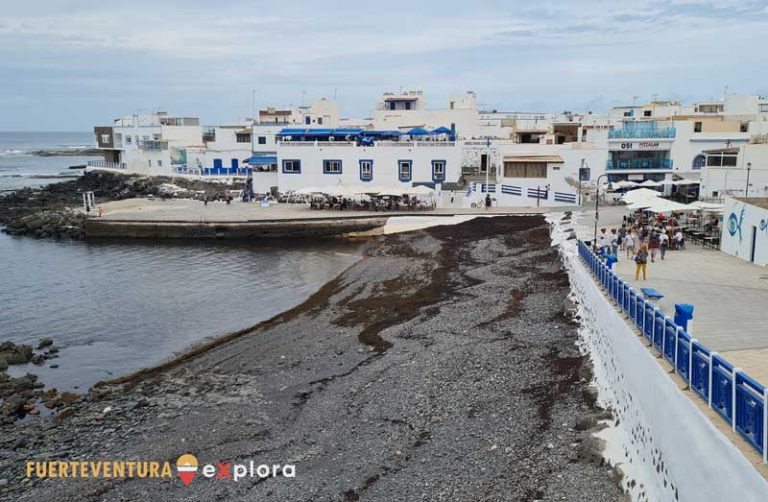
746 162 752 198
593 174 609 246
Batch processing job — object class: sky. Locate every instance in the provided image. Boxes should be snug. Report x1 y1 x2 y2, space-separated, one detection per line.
1 0 768 131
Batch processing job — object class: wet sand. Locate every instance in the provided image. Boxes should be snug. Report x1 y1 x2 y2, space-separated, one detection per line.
2 216 624 501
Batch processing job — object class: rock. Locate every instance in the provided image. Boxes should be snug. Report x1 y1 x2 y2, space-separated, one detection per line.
0 343 33 365
0 478 8 487
47 346 59 354
31 354 45 366
0 357 7 371
577 435 606 464
50 364 59 369
53 407 75 422
582 386 599 406
575 414 599 431
37 338 54 349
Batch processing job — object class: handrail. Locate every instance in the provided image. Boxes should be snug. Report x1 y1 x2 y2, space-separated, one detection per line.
577 240 767 462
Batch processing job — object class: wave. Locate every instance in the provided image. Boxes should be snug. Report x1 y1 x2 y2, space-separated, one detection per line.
0 149 27 156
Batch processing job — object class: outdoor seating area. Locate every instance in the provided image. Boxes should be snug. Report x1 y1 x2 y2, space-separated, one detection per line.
294 185 437 212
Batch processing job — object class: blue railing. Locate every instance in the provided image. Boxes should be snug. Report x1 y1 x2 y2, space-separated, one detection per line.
608 127 676 139
578 241 768 461
607 159 674 170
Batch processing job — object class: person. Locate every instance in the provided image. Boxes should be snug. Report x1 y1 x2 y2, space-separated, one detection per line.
659 230 669 260
485 193 492 211
625 231 636 259
610 228 619 257
635 244 649 281
618 225 627 251
648 231 660 263
598 228 609 254
605 249 618 270
674 229 684 250
203 196 208 207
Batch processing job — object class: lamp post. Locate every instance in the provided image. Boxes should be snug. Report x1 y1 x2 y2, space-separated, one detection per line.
593 173 610 246
746 162 752 198
578 158 588 206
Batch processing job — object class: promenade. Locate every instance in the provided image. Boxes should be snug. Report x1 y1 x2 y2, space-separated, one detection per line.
96 198 547 222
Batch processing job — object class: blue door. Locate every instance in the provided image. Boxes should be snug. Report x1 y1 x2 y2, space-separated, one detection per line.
213 158 223 169
231 158 239 170
750 226 757 263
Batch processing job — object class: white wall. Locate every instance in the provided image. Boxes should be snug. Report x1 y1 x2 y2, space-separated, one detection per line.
276 142 462 191
552 218 768 501
720 197 768 266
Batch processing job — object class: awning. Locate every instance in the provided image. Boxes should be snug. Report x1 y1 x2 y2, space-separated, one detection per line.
405 127 430 136
430 126 453 135
503 155 564 163
246 156 277 165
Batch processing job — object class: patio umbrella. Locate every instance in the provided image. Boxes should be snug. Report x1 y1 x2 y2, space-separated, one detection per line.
621 187 662 204
638 179 662 187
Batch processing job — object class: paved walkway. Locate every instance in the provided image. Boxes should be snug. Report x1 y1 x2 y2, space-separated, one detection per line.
572 206 768 384
96 198 548 222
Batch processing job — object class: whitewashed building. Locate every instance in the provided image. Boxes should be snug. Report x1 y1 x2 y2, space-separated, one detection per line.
720 197 768 266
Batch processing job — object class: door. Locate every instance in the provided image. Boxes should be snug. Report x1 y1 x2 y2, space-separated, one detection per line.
480 154 488 173
750 226 757 263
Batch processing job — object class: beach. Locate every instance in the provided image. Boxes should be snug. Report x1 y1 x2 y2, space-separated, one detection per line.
1 215 623 501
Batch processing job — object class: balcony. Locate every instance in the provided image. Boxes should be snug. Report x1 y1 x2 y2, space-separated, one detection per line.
608 127 676 139
87 160 127 169
138 140 168 151
607 159 673 170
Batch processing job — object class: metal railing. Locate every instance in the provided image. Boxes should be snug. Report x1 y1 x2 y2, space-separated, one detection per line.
137 140 168 151
607 159 674 170
608 127 676 139
578 241 767 462
87 160 127 169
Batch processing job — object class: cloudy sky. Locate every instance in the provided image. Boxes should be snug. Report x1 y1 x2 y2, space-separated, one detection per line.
2 0 767 131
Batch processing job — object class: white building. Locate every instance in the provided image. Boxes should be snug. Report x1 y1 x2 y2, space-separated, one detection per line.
720 197 768 266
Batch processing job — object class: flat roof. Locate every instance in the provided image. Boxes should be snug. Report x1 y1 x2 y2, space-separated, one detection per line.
503 155 564 163
734 197 768 210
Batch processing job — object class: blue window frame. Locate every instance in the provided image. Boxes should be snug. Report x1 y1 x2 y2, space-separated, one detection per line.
359 159 373 181
282 159 301 173
692 154 706 170
398 160 412 182
213 158 223 169
323 159 342 174
432 160 446 182
305 116 311 125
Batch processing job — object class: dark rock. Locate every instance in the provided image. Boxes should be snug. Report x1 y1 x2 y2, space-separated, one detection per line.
0 343 33 365
31 354 45 366
0 357 7 371
37 338 54 349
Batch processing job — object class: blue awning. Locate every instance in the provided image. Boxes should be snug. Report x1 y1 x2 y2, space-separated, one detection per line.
431 126 452 135
406 127 430 136
246 156 277 165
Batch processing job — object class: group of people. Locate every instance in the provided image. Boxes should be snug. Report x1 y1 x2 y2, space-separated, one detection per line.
596 214 685 281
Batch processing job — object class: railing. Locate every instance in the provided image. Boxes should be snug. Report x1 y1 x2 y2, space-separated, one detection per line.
608 127 676 139
607 159 673 170
578 241 767 462
87 160 127 169
137 140 168 151
416 141 456 147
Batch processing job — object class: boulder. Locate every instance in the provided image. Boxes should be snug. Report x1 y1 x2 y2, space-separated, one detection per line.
37 338 54 349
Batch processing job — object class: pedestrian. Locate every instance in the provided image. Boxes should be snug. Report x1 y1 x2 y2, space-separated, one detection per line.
204 196 208 206
648 231 660 262
598 228 610 254
659 230 669 260
610 228 619 257
625 231 635 259
618 225 627 251
635 244 649 281
485 193 492 211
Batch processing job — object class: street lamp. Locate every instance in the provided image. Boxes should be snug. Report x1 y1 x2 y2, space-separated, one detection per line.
593 173 610 247
746 162 752 198
578 158 588 206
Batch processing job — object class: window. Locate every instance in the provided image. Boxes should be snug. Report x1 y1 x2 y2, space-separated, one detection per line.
503 162 547 178
213 158 223 169
125 135 132 145
760 103 768 113
359 160 373 181
740 122 749 133
236 133 251 143
305 116 311 125
258 136 267 145
282 159 301 173
405 102 411 110
694 121 702 133
643 110 652 117
432 160 446 181
148 160 152 167
692 154 706 170
317 117 323 125
398 160 412 181
158 160 163 167
323 160 342 174
100 134 109 144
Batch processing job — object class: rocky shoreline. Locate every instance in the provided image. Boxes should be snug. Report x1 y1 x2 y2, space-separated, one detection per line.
0 215 626 501
0 171 239 238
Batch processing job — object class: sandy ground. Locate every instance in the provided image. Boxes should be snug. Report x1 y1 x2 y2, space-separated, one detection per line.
2 216 623 501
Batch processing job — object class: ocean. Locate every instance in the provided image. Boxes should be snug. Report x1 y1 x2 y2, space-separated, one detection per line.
0 131 96 191
1 132 362 392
